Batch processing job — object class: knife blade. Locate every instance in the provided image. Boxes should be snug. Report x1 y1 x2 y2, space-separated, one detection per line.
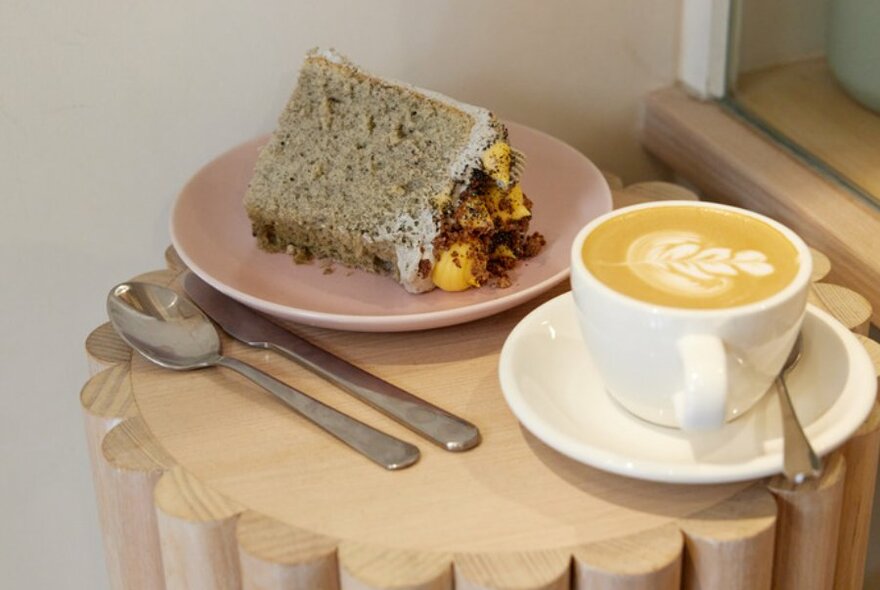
183 273 481 451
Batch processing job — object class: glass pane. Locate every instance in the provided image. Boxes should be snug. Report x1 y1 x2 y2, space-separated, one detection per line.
725 0 880 210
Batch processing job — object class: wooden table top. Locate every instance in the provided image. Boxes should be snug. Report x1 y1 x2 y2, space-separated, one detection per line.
133 274 751 552
81 181 880 590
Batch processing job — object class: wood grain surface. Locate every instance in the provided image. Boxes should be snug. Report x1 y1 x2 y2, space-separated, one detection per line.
340 544 451 590
835 402 880 590
154 467 243 590
808 283 872 335
768 454 847 590
82 182 880 589
98 416 174 590
678 484 777 590
129 320 753 554
237 512 339 590
734 58 880 201
85 323 131 376
572 524 682 589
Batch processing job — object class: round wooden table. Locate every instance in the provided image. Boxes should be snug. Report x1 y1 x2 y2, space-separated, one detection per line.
82 181 880 590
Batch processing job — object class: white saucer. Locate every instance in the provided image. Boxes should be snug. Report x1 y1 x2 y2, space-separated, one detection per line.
499 294 876 484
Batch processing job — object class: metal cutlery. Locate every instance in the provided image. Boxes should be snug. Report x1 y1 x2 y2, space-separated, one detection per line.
183 272 481 452
107 281 420 470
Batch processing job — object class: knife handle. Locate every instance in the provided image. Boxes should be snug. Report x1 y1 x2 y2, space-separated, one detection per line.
216 356 419 470
268 341 481 452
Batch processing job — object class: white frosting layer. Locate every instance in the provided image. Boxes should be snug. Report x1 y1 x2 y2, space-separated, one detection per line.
367 208 438 293
393 209 438 293
312 48 346 64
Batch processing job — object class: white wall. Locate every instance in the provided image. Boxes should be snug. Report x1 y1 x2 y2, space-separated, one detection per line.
0 1 680 587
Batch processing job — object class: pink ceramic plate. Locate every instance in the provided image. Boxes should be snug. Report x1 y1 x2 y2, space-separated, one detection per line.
170 121 612 331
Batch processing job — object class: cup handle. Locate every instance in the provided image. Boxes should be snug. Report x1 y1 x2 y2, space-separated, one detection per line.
674 334 728 430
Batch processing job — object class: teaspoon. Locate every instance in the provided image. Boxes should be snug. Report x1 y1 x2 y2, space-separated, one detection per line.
106 281 420 470
777 333 822 484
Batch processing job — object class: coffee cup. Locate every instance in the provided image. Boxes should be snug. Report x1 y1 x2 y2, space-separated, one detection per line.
570 201 812 431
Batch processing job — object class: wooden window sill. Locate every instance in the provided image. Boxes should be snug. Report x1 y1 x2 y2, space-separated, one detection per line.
641 86 880 324
734 58 880 202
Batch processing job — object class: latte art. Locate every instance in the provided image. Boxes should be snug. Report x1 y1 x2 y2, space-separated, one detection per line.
625 231 774 298
582 206 800 309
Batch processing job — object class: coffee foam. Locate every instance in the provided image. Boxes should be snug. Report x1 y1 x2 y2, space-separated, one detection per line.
625 230 775 299
582 206 800 309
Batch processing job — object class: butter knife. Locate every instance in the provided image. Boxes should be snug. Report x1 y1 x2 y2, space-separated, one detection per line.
183 273 481 451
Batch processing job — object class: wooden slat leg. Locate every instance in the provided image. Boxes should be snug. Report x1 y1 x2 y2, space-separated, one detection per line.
768 453 847 590
809 249 831 283
602 171 624 191
611 180 700 210
858 335 880 374
85 323 131 376
834 402 880 590
154 467 244 590
453 550 570 590
808 284 872 335
620 181 701 202
81 365 141 588
100 416 176 589
678 483 777 590
572 524 682 589
834 336 880 590
338 543 451 590
81 364 138 469
236 511 339 590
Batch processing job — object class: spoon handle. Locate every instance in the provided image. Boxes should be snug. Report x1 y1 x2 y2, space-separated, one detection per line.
266 340 481 451
216 356 420 470
182 272 480 452
776 375 823 484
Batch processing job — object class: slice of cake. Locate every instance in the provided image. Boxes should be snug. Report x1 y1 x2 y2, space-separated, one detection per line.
244 49 544 293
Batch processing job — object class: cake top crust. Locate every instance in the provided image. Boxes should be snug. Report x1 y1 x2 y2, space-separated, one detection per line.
310 48 507 184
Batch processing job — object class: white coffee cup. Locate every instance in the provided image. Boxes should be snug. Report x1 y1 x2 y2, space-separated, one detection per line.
570 201 812 431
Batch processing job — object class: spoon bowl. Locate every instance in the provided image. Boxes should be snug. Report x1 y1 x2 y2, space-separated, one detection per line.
108 283 221 369
106 281 419 470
